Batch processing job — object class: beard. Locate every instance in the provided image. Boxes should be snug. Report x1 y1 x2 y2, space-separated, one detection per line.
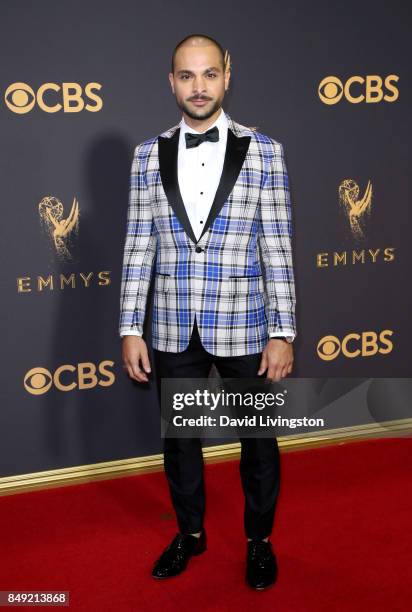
177 94 224 121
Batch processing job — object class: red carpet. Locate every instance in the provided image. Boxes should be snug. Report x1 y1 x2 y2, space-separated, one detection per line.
1 437 411 611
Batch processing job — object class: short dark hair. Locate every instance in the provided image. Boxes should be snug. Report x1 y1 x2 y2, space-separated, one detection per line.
171 34 226 73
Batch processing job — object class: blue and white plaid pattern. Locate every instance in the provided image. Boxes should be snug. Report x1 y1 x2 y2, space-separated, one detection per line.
119 113 297 356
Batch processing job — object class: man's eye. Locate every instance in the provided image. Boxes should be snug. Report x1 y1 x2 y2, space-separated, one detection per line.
207 73 217 78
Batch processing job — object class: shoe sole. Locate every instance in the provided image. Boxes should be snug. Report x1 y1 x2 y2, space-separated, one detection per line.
246 581 276 591
245 569 277 591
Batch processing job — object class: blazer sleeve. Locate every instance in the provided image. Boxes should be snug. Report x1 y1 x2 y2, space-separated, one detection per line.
258 140 297 339
119 144 157 337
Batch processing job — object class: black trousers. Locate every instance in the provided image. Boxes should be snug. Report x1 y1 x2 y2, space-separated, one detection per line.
152 317 281 540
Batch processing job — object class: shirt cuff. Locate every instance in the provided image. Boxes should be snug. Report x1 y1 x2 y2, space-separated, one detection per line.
120 330 143 337
269 333 294 343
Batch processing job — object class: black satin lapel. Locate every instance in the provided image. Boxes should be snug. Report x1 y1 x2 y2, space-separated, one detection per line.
158 129 198 245
197 129 251 242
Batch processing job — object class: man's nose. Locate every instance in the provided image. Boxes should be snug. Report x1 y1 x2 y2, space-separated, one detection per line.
192 76 207 93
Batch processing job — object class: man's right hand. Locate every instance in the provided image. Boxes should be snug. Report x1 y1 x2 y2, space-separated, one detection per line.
122 336 151 383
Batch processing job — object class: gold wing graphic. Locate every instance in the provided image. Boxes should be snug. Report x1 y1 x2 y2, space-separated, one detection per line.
349 180 373 218
50 197 79 240
339 179 373 239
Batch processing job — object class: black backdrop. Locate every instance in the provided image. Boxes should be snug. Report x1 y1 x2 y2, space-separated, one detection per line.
0 0 410 479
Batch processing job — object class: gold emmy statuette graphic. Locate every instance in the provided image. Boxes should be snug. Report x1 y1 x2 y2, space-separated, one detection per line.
339 179 373 240
39 196 79 261
226 48 257 133
224 49 231 73
226 49 257 133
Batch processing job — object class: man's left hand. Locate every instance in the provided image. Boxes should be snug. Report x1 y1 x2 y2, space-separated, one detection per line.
258 339 294 381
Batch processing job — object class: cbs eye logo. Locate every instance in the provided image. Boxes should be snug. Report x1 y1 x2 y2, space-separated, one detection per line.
318 75 399 105
317 330 393 361
4 82 103 114
24 367 53 395
24 361 115 395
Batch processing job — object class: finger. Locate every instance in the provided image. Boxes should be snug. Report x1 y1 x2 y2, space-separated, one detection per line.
273 365 284 382
280 366 288 379
134 367 149 382
274 369 282 382
132 351 149 381
128 362 148 382
123 366 136 380
140 346 151 374
257 354 268 375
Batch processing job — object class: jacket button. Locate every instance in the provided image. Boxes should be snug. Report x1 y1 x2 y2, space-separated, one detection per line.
195 246 204 253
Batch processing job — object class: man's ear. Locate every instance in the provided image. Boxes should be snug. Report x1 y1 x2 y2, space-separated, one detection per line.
168 72 175 94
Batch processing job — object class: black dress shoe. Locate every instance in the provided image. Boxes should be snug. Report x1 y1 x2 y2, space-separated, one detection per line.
151 529 207 579
246 539 278 590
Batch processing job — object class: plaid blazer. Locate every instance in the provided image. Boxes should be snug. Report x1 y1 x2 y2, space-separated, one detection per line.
119 112 297 356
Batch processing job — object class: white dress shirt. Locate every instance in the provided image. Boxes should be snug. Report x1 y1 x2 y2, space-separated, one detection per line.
121 107 294 343
178 108 228 241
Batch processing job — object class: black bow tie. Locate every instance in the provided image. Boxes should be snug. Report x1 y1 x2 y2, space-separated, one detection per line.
185 126 219 148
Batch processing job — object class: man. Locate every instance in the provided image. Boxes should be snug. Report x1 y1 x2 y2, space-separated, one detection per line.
120 34 297 590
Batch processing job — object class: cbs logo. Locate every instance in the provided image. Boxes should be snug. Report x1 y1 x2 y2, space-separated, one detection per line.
318 75 399 105
24 361 115 395
4 82 103 114
317 330 393 361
